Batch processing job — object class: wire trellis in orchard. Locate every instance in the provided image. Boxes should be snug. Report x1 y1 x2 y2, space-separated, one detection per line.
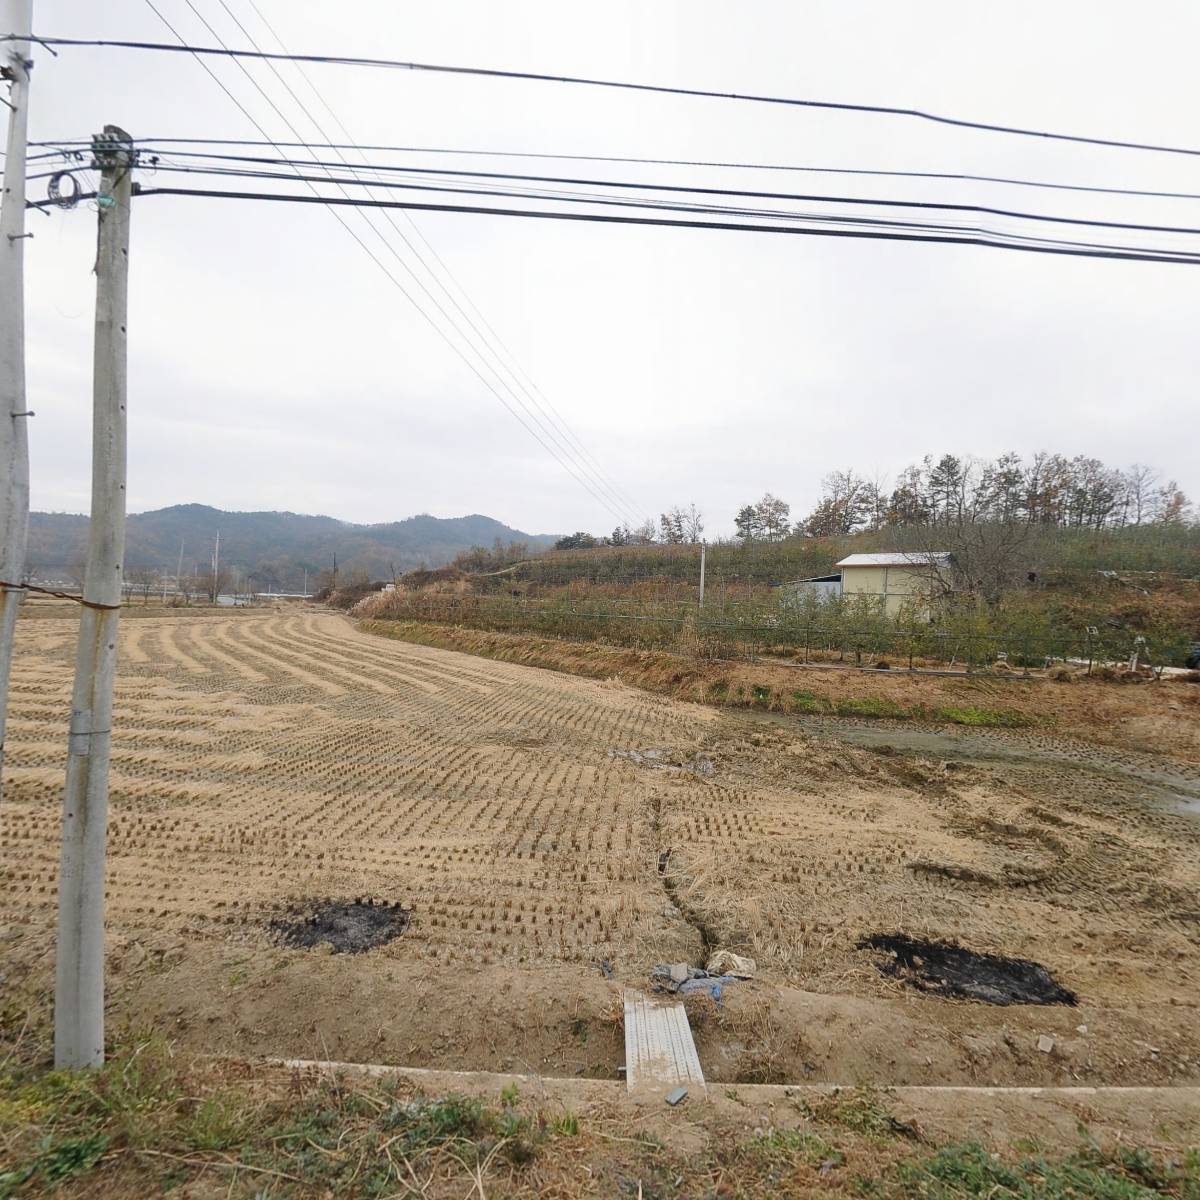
379 591 1184 675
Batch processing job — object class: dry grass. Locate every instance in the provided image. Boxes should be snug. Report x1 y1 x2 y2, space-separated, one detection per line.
358 618 1200 760
2 1037 1197 1198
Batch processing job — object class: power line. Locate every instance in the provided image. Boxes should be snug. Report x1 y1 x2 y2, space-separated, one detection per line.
140 0 638 528
11 34 1200 158
131 165 1198 258
103 149 1200 238
241 0 647 527
229 0 646 528
29 145 1197 255
193 0 644 529
40 185 1197 267
31 142 1200 239
138 2 274 155
31 138 1200 204
124 162 980 239
203 1 643 530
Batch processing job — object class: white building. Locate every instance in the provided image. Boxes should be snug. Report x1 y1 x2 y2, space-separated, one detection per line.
780 551 952 617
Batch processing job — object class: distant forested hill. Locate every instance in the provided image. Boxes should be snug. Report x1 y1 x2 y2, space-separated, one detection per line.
27 504 558 590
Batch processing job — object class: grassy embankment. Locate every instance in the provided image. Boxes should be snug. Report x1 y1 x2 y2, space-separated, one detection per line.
2 1037 1197 1197
358 616 1200 761
359 618 1062 729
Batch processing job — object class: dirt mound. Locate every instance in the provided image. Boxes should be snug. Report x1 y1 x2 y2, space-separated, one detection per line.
272 900 410 954
859 934 1077 1006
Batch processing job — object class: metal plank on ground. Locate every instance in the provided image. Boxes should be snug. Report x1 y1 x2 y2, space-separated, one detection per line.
623 988 706 1096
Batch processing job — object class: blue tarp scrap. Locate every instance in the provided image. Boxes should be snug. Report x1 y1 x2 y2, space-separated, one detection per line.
677 974 742 1003
650 962 745 1004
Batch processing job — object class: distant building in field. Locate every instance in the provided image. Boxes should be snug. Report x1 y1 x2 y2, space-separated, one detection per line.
778 572 842 600
837 552 952 616
779 552 952 618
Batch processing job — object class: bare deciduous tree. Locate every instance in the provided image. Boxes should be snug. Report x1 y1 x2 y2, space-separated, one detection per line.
65 553 87 593
680 503 705 543
1121 464 1158 526
126 567 158 606
630 519 658 545
199 565 231 604
1154 482 1192 527
657 504 704 545
801 470 874 536
908 508 1033 608
734 493 791 541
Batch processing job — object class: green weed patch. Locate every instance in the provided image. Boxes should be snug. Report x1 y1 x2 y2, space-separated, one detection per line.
832 697 911 720
935 705 1039 728
0 1040 559 1197
875 1140 1200 1199
800 1087 921 1142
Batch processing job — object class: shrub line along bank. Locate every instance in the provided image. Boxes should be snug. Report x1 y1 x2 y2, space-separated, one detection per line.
356 619 1047 730
352 587 1187 673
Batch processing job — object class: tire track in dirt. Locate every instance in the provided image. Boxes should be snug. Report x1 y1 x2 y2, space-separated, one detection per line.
325 615 518 689
157 622 208 675
265 621 450 697
187 620 270 683
217 618 347 696
321 615 519 692
3 608 682 975
238 617 433 698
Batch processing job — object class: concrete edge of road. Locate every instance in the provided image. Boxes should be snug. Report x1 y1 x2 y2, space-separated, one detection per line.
271 1057 1200 1104
265 1058 1200 1145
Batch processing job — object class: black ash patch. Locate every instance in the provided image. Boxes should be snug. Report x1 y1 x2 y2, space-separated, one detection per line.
272 899 410 954
859 933 1076 1006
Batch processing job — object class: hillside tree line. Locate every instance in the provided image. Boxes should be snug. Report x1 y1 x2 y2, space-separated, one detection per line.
550 452 1190 573
734 453 1191 543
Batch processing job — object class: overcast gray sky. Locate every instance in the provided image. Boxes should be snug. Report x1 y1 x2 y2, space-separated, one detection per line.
20 1 1200 537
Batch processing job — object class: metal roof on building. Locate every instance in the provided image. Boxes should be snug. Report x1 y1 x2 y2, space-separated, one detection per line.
835 552 951 568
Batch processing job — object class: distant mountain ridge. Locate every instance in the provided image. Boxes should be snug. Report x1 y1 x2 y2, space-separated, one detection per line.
27 504 558 589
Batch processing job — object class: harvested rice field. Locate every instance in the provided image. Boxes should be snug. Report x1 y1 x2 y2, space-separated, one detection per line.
2 602 1199 1088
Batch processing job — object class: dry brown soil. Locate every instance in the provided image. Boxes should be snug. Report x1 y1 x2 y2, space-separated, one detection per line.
3 603 1199 1089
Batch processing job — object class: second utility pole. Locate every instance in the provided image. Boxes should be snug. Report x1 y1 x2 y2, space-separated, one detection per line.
0 0 35 802
55 126 134 1070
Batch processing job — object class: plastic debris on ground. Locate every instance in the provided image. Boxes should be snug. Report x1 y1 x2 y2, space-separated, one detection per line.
678 974 741 1003
609 748 715 776
651 959 748 1004
705 950 757 978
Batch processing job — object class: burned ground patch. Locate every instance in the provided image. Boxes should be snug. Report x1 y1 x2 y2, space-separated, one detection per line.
859 934 1077 1006
271 899 410 954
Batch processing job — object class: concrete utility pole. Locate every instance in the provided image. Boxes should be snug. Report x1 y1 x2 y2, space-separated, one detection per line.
698 541 706 608
56 126 134 1070
0 0 34 802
